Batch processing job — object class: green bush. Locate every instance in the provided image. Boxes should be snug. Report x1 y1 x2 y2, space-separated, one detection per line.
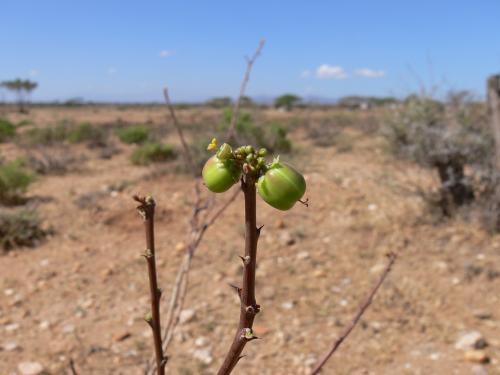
67 122 105 144
268 123 292 153
220 109 292 153
0 119 16 142
117 125 150 144
0 209 48 251
0 160 35 204
131 143 176 165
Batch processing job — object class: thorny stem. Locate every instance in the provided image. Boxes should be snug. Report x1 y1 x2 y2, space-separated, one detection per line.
217 176 261 374
310 250 400 375
134 195 166 375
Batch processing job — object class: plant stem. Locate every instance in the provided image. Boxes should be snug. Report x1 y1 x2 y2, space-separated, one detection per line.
134 195 166 375
310 251 399 374
217 176 261 375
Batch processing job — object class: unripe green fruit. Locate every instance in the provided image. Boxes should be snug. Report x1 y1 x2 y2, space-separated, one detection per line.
257 162 306 210
202 156 241 193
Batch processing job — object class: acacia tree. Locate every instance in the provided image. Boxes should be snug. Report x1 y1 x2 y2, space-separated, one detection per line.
1 79 38 113
274 93 301 111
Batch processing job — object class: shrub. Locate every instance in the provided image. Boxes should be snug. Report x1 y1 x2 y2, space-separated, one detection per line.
0 209 48 251
25 124 68 145
117 125 150 144
220 109 292 153
0 119 16 142
383 93 491 216
131 143 176 165
268 122 292 153
26 147 81 175
0 160 35 204
67 122 106 145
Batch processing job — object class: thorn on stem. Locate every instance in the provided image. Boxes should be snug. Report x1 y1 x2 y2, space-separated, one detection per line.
229 283 242 298
299 197 309 207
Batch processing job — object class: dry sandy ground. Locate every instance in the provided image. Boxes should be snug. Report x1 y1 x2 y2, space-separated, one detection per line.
0 107 499 375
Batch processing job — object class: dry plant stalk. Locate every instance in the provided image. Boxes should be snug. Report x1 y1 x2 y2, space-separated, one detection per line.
310 248 402 374
134 195 167 375
226 38 266 142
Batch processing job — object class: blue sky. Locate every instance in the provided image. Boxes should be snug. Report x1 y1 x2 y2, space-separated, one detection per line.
1 0 499 102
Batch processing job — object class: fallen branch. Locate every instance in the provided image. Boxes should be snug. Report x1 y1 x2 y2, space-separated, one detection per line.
310 248 402 375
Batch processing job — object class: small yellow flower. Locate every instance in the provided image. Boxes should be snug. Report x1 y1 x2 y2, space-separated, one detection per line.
207 138 218 151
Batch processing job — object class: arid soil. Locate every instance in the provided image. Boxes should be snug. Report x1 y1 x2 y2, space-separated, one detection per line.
0 106 499 375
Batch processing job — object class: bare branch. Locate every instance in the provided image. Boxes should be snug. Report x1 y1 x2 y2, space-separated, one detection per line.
226 39 266 142
163 88 194 171
310 248 402 375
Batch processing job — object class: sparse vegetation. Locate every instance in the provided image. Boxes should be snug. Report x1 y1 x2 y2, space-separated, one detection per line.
0 159 35 204
0 209 48 251
383 92 496 219
220 108 292 153
131 142 176 165
117 125 150 144
0 118 16 142
67 122 106 145
25 124 68 145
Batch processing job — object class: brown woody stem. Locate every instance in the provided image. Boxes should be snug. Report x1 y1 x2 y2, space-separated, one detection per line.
134 195 166 375
310 251 399 374
217 176 261 374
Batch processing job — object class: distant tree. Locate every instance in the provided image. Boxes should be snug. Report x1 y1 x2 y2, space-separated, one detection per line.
240 96 254 107
206 96 232 108
1 79 38 113
274 94 301 111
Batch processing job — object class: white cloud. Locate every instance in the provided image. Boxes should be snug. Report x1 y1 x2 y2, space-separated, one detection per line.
29 69 39 77
355 68 385 78
107 67 117 75
300 70 311 78
316 64 348 79
159 50 175 58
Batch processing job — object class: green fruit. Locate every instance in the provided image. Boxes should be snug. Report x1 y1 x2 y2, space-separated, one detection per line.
257 162 306 210
202 155 241 193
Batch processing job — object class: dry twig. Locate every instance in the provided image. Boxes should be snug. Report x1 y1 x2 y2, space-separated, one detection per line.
310 248 402 374
226 39 266 142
